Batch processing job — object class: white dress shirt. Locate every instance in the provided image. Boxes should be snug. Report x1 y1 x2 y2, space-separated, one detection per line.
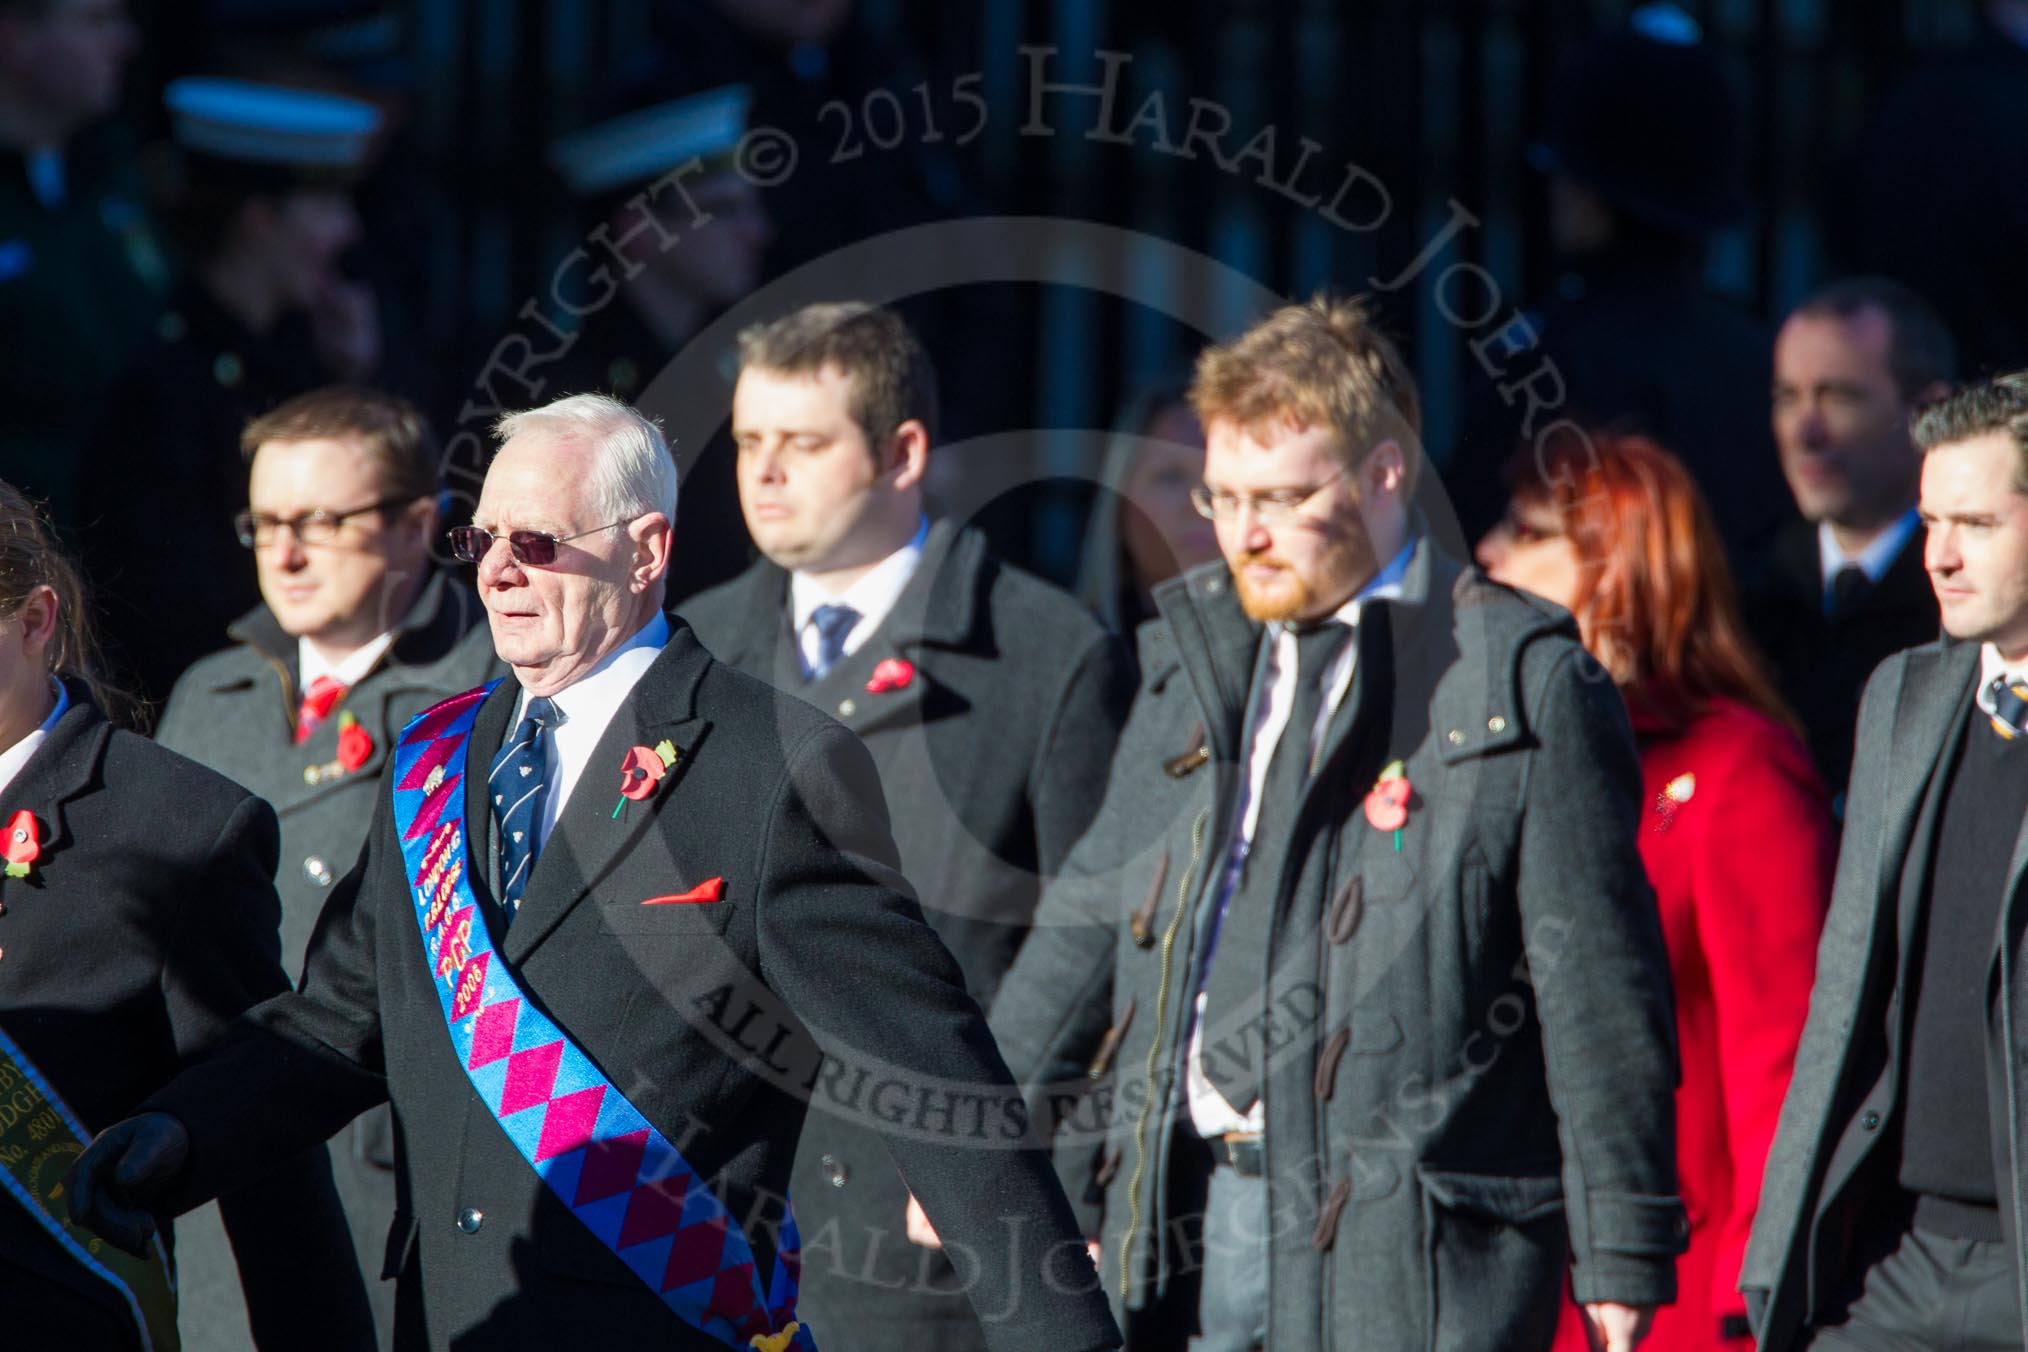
511 612 670 852
0 678 69 800
1186 541 1416 1137
1818 509 1920 611
788 516 929 678
299 631 398 693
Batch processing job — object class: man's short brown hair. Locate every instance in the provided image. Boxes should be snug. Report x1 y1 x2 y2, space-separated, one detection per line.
240 385 441 503
1188 294 1423 493
1789 276 1957 402
1911 372 2028 494
736 301 940 450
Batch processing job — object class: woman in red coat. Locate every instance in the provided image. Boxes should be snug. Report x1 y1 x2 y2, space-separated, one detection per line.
1477 433 1835 1351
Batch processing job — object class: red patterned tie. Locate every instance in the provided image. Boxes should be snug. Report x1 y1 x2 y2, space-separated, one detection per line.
296 675 347 743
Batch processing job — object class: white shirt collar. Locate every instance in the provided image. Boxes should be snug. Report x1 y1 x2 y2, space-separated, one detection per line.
1818 509 1921 598
299 631 398 692
788 516 930 668
0 678 69 802
511 612 670 848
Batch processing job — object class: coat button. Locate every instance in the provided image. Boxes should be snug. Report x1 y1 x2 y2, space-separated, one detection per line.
303 856 333 887
837 699 856 717
456 1207 484 1233
1487 715 1507 733
820 1153 848 1188
1446 729 1465 745
1861 1111 1881 1131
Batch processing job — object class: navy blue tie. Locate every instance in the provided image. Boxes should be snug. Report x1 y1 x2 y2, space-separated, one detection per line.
808 603 860 680
489 695 558 917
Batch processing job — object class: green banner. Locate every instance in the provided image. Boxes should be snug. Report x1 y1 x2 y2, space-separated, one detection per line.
0 1026 180 1351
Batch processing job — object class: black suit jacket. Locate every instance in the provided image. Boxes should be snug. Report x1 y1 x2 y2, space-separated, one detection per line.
1745 520 1939 811
0 690 370 1351
1744 641 2028 1348
143 621 1122 1352
678 521 1134 1346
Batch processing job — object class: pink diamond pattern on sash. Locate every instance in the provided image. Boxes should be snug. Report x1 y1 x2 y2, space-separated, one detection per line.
399 729 463 791
663 1218 735 1294
406 686 489 744
617 1172 693 1249
468 998 520 1068
575 1129 649 1206
402 772 463 841
499 1041 563 1116
707 1261 758 1316
534 1085 607 1163
391 680 809 1349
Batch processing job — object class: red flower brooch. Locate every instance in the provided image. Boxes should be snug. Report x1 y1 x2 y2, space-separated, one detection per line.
303 712 375 785
335 712 373 772
611 740 679 819
1363 760 1412 851
865 658 915 694
3 808 40 879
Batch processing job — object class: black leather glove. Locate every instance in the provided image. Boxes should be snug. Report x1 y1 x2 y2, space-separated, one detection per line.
62 1112 190 1255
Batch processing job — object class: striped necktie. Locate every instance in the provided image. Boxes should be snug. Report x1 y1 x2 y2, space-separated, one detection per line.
489 695 559 916
1988 674 2028 741
808 603 860 681
295 675 346 743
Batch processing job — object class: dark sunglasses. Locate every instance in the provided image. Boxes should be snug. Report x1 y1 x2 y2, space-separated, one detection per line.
446 519 630 567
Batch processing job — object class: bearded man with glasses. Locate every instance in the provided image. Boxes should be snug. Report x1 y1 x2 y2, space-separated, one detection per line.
154 383 499 1351
987 295 1685 1352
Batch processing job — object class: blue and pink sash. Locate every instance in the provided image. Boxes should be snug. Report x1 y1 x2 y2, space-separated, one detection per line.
391 684 812 1350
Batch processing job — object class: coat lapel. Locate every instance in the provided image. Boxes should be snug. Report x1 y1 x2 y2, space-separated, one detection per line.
501 624 712 964
1157 563 1263 763
2 689 110 875
1854 527 1936 627
806 520 976 740
461 677 519 918
1886 644 1980 956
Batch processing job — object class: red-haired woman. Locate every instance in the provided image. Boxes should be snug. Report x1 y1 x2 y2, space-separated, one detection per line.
1476 433 1834 1351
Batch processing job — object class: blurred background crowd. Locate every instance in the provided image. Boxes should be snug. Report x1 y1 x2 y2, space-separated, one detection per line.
4 0 2024 703
11 1 2028 1348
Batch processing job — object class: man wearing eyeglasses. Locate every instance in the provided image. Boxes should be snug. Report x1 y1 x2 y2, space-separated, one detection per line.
69 391 1125 1352
986 296 1685 1352
153 383 499 1351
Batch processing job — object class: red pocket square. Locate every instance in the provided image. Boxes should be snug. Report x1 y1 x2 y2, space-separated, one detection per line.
642 877 725 905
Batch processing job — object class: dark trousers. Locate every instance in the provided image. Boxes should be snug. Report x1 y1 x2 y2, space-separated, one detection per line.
1804 1224 2021 1351
1187 1160 1270 1352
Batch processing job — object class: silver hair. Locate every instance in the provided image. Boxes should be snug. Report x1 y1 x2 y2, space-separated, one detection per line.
492 393 679 524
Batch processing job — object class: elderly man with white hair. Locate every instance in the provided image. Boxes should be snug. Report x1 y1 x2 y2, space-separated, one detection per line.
66 393 1123 1352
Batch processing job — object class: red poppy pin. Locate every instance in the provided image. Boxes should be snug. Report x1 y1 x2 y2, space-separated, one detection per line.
3 808 40 879
1363 760 1412 852
335 711 374 772
865 658 915 694
611 740 680 819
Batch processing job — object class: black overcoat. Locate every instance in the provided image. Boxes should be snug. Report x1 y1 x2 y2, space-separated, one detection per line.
0 690 370 1350
1742 520 1938 813
678 519 1134 1348
141 622 1122 1352
989 541 1688 1350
